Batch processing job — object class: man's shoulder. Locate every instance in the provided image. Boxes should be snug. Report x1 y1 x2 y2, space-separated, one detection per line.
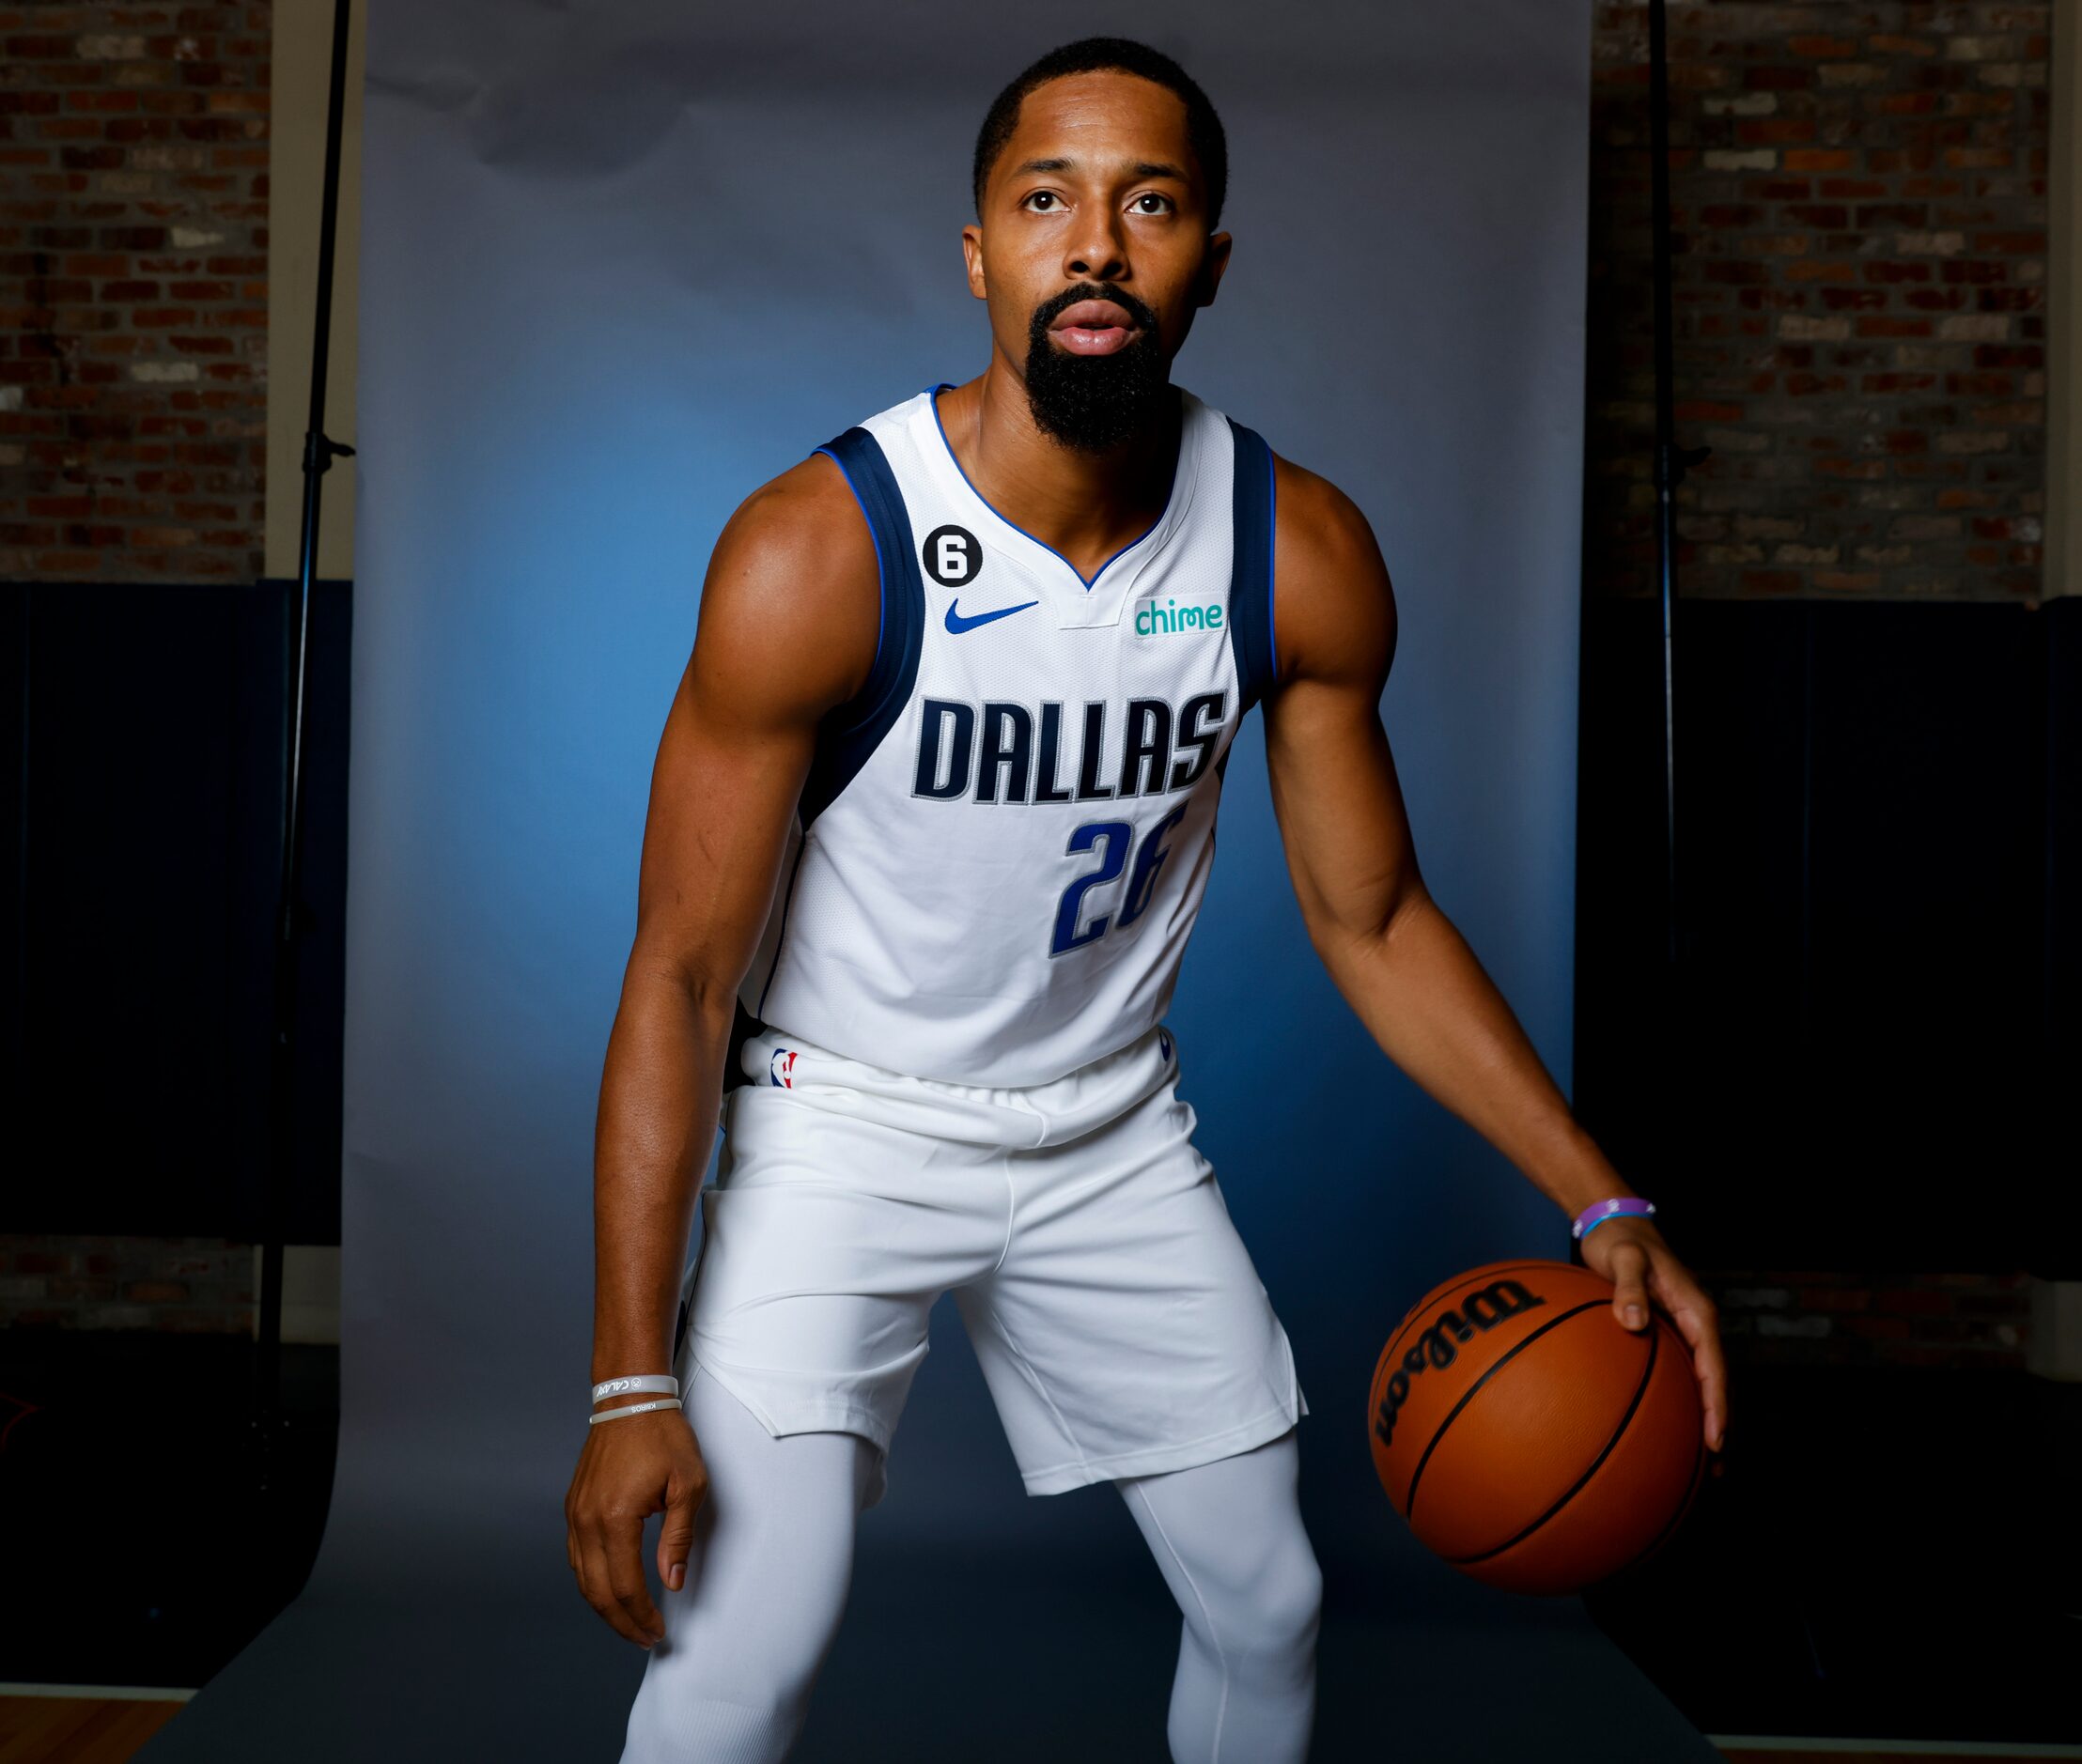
1267 450 1382 585
723 383 936 570
704 447 882 642
729 449 872 559
1263 449 1394 690
691 452 880 715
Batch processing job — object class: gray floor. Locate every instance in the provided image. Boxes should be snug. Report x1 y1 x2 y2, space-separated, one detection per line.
130 1297 1721 1762
132 1521 1718 1762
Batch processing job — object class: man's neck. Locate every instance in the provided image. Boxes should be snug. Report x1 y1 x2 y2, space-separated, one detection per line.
933 365 1181 580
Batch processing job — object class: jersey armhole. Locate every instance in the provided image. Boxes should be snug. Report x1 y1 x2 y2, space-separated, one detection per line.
1224 417 1278 715
800 427 926 826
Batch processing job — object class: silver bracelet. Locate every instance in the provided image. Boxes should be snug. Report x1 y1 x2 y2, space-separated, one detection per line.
591 1374 679 1402
588 1397 682 1426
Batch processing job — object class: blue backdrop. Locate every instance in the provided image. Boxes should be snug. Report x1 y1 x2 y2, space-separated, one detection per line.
141 4 1721 1758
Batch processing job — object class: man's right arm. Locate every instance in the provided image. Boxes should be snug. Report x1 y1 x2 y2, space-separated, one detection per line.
564 452 879 1649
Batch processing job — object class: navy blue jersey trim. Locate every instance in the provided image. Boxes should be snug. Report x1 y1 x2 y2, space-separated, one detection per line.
1266 427 1280 677
1225 417 1278 714
803 427 925 827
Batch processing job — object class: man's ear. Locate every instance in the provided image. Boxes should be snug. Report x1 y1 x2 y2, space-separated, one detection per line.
961 224 987 300
1193 232 1233 309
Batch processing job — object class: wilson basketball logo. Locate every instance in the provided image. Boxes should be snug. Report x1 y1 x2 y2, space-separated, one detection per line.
1372 1277 1546 1449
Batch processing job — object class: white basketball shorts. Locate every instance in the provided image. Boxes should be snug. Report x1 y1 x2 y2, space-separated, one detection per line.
674 1021 1308 1509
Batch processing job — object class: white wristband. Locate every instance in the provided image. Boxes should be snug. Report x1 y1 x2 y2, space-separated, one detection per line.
592 1374 679 1402
588 1397 682 1426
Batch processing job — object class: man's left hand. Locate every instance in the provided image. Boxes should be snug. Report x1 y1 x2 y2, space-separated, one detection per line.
1576 1217 1727 1455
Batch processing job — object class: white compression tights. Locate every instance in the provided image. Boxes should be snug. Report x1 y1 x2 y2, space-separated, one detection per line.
618 1363 876 1764
617 1367 1321 1764
1118 1428 1322 1764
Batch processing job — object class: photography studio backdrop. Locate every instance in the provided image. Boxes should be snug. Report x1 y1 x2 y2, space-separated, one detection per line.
142 3 1719 1758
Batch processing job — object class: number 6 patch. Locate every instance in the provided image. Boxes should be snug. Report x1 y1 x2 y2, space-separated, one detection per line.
923 523 981 587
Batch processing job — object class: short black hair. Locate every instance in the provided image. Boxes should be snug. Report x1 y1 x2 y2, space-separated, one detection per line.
971 37 1228 233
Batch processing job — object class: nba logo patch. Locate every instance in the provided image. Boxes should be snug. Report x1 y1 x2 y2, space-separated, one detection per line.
1158 1029 1173 1062
769 1047 799 1088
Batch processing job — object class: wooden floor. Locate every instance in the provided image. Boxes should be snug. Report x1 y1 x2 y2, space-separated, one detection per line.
1716 1749 2081 1763
0 1695 185 1764
1720 1756 2079 1763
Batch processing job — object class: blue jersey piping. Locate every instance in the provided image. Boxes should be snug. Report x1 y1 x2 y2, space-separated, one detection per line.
922 380 1185 592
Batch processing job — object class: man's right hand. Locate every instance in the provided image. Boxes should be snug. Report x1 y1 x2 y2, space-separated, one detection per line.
565 1408 710 1648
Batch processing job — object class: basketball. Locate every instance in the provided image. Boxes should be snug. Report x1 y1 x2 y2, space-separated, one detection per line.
1368 1259 1707 1596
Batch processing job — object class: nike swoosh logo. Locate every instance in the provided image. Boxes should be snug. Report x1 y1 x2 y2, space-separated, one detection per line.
944 596 1040 635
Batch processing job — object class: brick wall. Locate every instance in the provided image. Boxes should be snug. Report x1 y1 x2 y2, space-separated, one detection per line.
1591 7 2048 1374
1588 0 2050 601
0 1233 254 1332
0 2 270 580
1702 1270 2031 1366
3 5 270 1334
1587 4 2047 1369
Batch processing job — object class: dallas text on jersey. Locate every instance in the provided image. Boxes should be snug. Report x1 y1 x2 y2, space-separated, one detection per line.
911 691 1227 805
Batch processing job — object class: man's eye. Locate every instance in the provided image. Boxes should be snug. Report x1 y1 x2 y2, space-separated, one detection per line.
1023 191 1062 211
1132 193 1173 214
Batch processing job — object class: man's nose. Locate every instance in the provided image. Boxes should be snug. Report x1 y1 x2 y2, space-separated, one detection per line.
1064 215 1127 284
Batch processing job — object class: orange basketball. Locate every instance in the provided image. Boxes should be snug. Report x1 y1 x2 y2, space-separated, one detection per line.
1368 1258 1706 1596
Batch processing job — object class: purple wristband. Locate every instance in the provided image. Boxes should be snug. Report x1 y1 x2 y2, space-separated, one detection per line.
1573 1197 1656 1240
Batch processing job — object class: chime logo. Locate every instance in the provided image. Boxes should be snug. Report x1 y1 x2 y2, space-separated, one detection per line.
1134 597 1223 637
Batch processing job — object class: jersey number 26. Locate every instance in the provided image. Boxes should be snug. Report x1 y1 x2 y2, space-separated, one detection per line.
1049 806 1189 957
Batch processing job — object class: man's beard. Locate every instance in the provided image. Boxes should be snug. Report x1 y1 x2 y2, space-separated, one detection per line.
1023 283 1173 454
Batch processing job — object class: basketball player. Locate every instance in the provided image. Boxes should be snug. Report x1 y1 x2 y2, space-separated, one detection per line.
567 36 1729 1764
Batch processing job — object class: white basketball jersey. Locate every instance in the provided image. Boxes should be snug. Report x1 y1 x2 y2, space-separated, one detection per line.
738 380 1278 1088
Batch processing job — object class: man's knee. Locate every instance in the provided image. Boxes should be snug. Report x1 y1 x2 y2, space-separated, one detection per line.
1163 1513 1323 1663
1189 1526 1319 1664
1253 1545 1323 1660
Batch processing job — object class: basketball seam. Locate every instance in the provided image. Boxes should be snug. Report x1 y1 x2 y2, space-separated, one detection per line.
1401 1297 1615 1523
1444 1315 1661 1566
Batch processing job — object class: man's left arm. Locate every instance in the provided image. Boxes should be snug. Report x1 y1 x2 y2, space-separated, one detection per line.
1259 456 1726 1455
